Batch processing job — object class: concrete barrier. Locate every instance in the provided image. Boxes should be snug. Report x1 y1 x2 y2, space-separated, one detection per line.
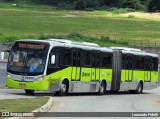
0 52 4 61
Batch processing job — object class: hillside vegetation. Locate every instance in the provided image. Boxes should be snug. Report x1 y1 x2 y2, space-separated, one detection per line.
0 2 160 46
0 0 160 12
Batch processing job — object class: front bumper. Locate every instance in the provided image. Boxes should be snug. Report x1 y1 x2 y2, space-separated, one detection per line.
6 77 50 91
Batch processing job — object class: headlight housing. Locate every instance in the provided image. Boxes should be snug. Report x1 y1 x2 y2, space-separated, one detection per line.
34 76 44 82
6 72 12 79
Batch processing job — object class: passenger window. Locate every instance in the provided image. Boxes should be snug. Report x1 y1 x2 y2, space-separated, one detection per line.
101 53 112 68
145 57 151 71
96 53 101 67
122 55 126 69
62 48 72 66
91 52 101 68
84 51 91 66
152 58 158 71
72 49 81 66
136 56 144 70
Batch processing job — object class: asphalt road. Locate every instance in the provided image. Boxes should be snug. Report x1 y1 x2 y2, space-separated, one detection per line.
39 88 160 119
0 62 7 87
1 88 159 119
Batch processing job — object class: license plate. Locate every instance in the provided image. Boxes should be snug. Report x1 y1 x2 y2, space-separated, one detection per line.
19 83 26 87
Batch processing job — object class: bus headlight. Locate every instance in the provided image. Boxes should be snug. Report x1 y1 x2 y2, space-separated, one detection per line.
34 76 44 82
7 73 12 79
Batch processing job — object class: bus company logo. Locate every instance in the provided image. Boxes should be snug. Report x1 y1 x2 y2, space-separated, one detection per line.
25 77 34 80
101 72 106 76
2 112 10 117
82 72 90 77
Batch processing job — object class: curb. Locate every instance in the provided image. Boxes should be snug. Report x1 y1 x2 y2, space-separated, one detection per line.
32 96 53 113
8 96 53 119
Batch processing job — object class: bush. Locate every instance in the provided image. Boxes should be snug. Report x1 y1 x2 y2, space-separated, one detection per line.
57 3 76 10
128 15 135 18
84 8 94 11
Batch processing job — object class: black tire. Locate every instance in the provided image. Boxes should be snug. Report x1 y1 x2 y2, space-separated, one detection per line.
98 81 106 95
25 89 34 95
56 81 68 96
136 82 143 94
129 82 143 94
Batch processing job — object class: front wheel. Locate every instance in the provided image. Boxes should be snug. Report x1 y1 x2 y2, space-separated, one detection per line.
98 81 106 95
55 81 68 96
25 89 34 95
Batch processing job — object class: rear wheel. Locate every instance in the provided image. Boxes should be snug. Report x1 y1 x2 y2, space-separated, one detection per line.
129 82 143 94
98 81 106 95
55 81 68 96
136 82 143 94
25 89 34 95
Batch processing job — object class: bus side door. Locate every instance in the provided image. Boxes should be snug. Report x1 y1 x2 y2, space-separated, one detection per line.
144 57 151 82
125 54 133 82
151 57 158 82
91 51 100 81
71 49 81 81
80 50 92 82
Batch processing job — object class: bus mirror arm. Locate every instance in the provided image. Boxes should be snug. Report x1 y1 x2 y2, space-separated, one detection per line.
51 55 55 64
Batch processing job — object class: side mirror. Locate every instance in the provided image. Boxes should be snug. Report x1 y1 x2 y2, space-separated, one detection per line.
51 55 55 64
0 52 4 61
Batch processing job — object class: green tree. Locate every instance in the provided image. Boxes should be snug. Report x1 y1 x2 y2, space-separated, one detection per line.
148 0 160 12
76 0 87 10
123 0 144 9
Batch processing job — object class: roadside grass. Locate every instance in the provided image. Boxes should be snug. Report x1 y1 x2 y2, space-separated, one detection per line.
0 97 49 112
0 2 160 45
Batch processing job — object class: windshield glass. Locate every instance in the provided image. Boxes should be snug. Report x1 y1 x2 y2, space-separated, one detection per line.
7 42 49 76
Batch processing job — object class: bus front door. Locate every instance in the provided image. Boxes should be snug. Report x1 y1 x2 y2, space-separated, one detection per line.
71 49 81 81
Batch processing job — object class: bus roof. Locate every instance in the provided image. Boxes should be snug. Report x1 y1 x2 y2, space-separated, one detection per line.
16 39 112 52
15 39 158 57
17 39 100 47
109 47 158 57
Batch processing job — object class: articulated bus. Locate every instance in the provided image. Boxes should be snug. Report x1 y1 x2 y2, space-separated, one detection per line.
5 39 159 96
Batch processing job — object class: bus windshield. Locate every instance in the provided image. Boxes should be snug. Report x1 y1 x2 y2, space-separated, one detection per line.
7 42 49 76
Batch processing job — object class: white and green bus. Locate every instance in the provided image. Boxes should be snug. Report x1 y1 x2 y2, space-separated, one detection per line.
5 39 159 96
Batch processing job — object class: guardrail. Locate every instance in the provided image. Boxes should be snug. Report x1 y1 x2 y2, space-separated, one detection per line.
127 40 160 47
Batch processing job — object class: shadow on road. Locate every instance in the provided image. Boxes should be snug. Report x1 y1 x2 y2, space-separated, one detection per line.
5 90 152 97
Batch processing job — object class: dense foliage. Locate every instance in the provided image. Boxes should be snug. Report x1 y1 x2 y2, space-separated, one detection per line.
0 0 160 12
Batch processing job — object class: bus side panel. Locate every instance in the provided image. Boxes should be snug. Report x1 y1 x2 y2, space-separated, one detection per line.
132 70 144 82
100 69 107 82
96 68 100 81
45 67 72 91
106 69 112 82
71 67 77 80
76 67 81 81
121 70 126 82
46 67 72 82
99 69 112 82
91 68 96 81
151 71 158 82
80 67 91 82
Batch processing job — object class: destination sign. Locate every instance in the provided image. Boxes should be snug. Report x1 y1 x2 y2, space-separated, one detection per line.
18 43 45 50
